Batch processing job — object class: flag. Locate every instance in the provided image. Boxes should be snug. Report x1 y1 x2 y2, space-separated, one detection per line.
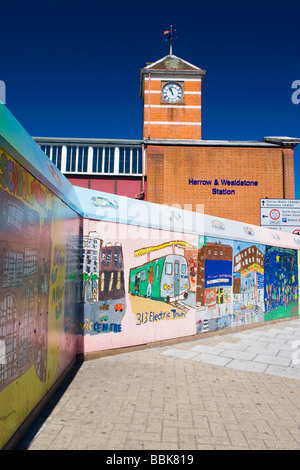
163 30 170 35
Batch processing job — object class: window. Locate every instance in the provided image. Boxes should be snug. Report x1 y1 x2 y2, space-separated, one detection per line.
119 147 131 173
92 147 115 174
66 146 77 172
93 147 103 173
2 252 23 287
7 204 23 230
51 146 62 170
175 263 179 275
119 147 142 174
104 147 115 173
165 263 172 275
181 264 186 274
24 249 38 276
41 145 62 168
40 142 143 175
41 145 51 158
156 265 160 279
77 146 88 172
100 273 105 291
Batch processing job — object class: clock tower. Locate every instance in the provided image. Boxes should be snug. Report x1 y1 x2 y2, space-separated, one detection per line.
139 55 206 140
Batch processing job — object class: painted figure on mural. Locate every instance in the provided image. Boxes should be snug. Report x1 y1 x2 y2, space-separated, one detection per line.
134 272 140 294
146 266 154 298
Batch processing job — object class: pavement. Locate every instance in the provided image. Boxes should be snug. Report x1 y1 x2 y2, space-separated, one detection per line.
17 317 300 451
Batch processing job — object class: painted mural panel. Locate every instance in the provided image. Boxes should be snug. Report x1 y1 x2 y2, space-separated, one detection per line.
0 149 81 448
196 236 234 333
232 241 266 326
195 235 299 333
79 215 198 353
0 149 51 393
129 240 196 327
79 227 126 338
126 236 199 352
264 246 298 321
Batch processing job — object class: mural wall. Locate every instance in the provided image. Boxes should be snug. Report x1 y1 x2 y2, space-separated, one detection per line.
78 217 198 354
78 212 299 356
195 236 298 334
0 149 81 449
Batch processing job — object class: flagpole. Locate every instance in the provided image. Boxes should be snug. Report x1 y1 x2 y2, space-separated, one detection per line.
163 25 175 55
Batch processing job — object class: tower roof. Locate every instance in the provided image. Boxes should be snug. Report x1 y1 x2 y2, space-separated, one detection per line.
139 55 206 98
143 54 205 71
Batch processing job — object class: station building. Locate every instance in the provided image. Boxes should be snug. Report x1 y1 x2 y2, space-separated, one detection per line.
34 54 299 226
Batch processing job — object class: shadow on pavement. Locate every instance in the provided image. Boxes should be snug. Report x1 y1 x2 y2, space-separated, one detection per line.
14 361 83 450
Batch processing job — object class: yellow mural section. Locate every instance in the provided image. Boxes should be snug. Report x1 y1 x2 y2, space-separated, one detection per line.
0 150 67 448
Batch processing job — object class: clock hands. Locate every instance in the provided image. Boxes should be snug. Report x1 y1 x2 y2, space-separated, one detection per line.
162 82 183 102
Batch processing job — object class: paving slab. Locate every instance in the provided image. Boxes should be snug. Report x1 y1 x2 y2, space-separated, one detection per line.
16 318 300 451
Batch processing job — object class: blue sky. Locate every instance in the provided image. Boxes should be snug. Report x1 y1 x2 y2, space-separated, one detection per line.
1 0 300 196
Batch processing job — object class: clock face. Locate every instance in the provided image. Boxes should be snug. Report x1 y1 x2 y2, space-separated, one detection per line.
162 82 183 103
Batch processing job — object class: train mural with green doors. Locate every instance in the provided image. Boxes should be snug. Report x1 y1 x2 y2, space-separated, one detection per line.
129 254 190 303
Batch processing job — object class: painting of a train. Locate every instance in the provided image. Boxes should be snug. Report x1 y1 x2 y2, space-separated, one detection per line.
129 254 190 303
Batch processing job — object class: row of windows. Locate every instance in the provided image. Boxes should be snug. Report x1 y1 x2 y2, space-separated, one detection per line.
235 247 263 264
40 144 143 175
139 262 187 282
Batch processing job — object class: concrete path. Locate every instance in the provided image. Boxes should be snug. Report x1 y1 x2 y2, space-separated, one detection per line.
19 318 300 450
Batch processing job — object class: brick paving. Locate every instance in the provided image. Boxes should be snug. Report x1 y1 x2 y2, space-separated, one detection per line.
20 318 300 450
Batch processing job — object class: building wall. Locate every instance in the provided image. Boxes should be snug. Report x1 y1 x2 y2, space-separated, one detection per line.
143 77 202 140
146 145 294 225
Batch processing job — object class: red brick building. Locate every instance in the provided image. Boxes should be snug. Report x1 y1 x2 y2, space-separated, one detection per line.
35 54 299 226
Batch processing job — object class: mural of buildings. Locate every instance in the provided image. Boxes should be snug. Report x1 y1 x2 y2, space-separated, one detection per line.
82 231 103 303
232 243 265 326
195 239 233 333
99 243 125 301
195 237 299 334
0 186 50 393
80 229 126 336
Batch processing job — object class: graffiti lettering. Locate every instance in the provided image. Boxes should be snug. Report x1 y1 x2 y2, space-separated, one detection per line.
51 268 58 283
0 151 36 205
52 285 65 304
136 309 186 325
53 247 65 266
172 309 186 319
55 301 63 319
79 318 122 333
50 246 66 320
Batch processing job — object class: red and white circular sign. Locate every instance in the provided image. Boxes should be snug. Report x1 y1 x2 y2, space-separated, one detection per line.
270 209 280 220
